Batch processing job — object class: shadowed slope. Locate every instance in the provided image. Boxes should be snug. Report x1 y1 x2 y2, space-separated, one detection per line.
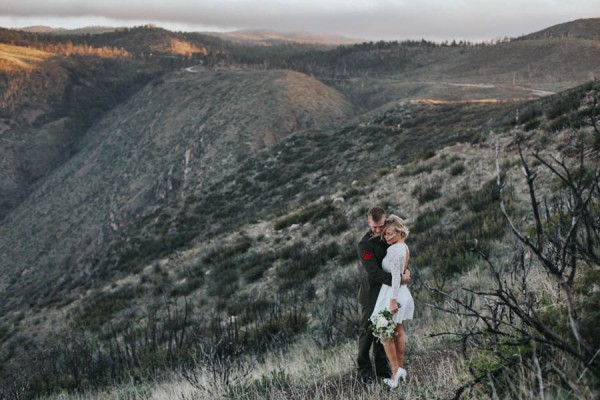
0 45 161 220
0 68 354 311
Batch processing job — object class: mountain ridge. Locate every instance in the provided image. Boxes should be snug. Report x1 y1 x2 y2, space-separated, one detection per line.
17 25 121 35
204 29 363 46
518 17 600 40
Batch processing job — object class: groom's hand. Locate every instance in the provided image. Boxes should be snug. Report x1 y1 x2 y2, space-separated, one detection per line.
402 269 411 284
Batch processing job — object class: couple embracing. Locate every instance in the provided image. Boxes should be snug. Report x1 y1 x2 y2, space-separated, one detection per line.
357 206 414 389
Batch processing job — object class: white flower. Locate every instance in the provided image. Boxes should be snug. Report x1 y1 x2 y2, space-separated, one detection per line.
375 317 389 329
370 309 397 342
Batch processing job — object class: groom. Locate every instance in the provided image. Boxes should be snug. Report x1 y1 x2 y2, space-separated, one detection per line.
357 206 410 384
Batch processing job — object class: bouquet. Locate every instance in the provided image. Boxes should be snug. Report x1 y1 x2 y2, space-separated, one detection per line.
370 309 397 342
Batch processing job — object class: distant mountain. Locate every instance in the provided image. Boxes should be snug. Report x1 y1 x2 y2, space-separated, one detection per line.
18 25 68 33
517 17 600 40
205 29 364 46
19 25 120 35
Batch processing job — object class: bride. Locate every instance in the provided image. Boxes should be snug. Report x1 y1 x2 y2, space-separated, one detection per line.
370 215 415 388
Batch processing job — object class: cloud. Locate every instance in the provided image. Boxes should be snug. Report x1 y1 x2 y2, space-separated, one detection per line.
1 0 599 40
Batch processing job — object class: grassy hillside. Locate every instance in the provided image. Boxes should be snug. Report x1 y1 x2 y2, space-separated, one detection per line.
2 79 598 399
1 19 600 399
0 43 51 71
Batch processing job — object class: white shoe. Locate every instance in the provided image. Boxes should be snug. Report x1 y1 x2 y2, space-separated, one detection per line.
383 378 398 389
397 367 407 383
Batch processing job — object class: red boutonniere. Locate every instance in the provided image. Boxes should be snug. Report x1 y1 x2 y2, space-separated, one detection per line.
362 250 374 261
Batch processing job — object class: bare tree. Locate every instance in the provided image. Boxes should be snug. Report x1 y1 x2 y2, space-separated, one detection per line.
429 119 599 398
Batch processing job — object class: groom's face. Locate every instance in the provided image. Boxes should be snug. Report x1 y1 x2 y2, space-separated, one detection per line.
368 215 385 235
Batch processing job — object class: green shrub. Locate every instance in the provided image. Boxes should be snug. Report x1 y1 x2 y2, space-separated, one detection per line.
524 119 541 131
203 236 253 264
170 276 203 297
412 208 445 233
461 178 500 213
414 235 479 285
421 149 436 160
449 162 465 176
545 93 579 120
74 289 136 330
412 183 442 204
273 200 335 230
207 265 239 297
242 262 270 282
344 186 365 199
574 267 600 348
519 105 543 124
318 212 349 236
276 242 340 290
339 238 359 266
378 167 391 176
548 115 571 131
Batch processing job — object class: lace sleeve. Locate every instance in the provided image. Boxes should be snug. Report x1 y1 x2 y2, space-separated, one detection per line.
390 244 406 299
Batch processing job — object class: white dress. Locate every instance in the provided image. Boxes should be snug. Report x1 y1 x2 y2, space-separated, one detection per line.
371 242 414 324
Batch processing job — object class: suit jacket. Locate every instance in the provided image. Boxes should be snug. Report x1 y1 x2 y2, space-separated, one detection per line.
357 230 392 309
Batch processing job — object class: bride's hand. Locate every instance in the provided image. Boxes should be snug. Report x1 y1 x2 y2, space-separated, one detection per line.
389 299 399 314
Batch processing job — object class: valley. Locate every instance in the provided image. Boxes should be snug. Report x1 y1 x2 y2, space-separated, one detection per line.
0 19 599 399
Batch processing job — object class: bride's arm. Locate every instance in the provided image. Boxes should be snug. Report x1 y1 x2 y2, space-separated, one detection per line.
389 245 405 312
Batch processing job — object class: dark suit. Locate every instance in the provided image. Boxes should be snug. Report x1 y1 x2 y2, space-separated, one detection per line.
357 230 392 379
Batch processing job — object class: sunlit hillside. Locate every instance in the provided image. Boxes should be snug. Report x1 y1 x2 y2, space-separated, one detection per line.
0 43 50 71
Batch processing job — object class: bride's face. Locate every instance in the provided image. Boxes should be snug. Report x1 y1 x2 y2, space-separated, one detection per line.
383 227 400 244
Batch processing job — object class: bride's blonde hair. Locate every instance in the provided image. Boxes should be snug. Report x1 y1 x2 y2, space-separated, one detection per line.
382 214 409 239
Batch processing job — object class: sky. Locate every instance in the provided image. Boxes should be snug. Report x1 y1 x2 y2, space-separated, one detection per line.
1 0 599 42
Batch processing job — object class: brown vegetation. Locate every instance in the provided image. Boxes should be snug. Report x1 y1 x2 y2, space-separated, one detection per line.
0 43 50 71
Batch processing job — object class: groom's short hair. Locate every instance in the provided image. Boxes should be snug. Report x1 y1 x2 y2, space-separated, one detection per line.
368 206 385 222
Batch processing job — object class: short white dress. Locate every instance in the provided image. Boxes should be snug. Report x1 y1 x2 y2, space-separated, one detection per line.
371 242 414 324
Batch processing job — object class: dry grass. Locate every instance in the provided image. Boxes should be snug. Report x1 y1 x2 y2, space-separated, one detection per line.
0 43 51 71
42 315 469 400
150 39 207 56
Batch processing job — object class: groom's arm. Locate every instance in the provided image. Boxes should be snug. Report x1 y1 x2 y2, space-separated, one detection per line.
357 242 392 286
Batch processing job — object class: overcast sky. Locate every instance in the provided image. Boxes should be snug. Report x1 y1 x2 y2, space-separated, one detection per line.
1 0 599 41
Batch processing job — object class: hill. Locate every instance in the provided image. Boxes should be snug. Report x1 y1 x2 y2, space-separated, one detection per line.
0 26 225 62
518 17 600 40
2 78 598 398
0 67 354 313
0 18 599 398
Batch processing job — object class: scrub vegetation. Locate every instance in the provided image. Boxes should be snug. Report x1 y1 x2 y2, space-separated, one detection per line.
0 21 599 399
